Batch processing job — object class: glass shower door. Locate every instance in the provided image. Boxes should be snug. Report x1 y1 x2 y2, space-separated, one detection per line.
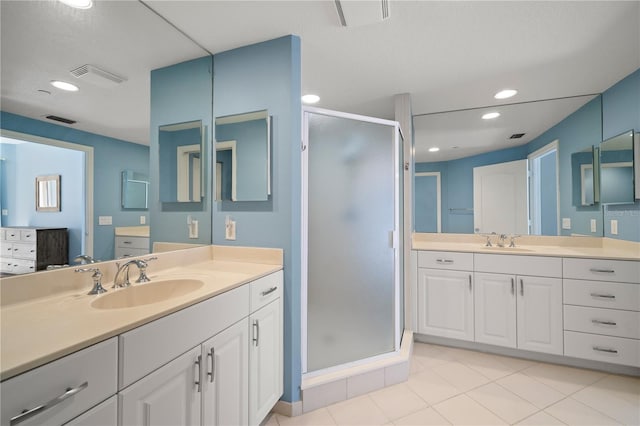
303 108 400 373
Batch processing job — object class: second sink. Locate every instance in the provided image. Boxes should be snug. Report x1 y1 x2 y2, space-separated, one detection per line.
91 279 204 310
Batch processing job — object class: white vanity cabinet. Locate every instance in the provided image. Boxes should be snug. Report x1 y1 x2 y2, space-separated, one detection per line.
416 251 474 341
0 338 118 426
563 258 640 367
118 270 283 426
64 396 117 426
474 254 563 355
249 271 283 425
114 235 149 258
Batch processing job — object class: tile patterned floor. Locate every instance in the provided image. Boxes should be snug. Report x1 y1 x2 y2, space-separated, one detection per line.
267 342 640 425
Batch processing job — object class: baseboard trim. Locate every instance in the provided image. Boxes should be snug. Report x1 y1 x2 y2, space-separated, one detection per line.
272 399 303 417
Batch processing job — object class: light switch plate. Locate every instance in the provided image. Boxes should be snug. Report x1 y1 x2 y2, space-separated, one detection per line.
611 219 618 235
140 216 146 225
225 220 236 240
98 216 112 225
590 219 597 233
562 217 571 229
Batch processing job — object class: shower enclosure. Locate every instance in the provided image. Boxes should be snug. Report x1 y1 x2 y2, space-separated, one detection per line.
302 107 401 374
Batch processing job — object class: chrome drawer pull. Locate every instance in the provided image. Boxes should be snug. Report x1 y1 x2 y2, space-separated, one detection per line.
589 268 615 273
253 320 260 346
592 346 618 354
592 319 617 326
261 286 278 296
194 355 202 392
10 382 88 426
590 293 616 299
436 258 454 264
207 348 215 383
511 278 514 295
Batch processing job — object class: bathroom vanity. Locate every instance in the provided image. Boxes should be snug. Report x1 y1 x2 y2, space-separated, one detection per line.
412 233 640 374
0 245 283 426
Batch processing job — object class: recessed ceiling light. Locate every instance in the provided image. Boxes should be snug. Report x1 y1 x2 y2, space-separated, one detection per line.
428 147 440 152
482 112 500 120
59 0 93 9
301 94 320 104
50 80 79 92
494 89 518 99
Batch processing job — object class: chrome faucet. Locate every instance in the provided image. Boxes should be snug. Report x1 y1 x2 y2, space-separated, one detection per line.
74 254 98 265
75 267 107 295
497 234 508 248
113 257 157 288
509 234 521 248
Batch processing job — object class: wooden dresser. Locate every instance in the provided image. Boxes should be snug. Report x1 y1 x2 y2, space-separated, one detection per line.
1 227 68 274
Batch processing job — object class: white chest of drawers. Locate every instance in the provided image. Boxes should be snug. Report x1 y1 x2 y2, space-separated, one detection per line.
0 227 68 274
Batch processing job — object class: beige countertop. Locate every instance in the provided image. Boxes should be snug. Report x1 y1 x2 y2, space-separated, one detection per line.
412 233 640 261
0 245 283 381
114 225 150 237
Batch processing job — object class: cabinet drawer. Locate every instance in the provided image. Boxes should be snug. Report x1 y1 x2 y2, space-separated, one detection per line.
564 331 640 367
0 338 118 426
119 284 250 389
5 229 20 241
250 271 283 313
20 229 36 242
12 243 37 260
12 258 36 274
417 251 473 271
563 279 640 311
3 243 14 258
563 258 640 284
115 236 149 250
564 305 640 339
1 257 14 273
475 254 562 277
115 247 149 259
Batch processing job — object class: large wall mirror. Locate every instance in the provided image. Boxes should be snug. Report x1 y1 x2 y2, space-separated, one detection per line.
215 110 271 202
121 170 149 210
0 1 210 269
413 94 604 238
159 120 205 203
600 130 635 205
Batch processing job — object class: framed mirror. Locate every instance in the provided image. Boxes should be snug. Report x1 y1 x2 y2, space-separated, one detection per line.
215 110 270 202
121 170 149 210
600 130 635 205
35 175 60 212
159 120 204 203
571 146 600 207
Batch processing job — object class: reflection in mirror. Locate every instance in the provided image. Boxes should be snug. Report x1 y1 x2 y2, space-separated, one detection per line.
571 146 600 207
36 175 61 212
159 120 204 203
121 170 149 210
600 130 635 205
215 110 270 202
413 95 601 236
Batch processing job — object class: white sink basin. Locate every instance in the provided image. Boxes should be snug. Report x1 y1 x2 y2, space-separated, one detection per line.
91 279 204 310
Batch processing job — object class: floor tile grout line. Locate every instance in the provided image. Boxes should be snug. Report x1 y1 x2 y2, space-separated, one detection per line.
463 380 540 425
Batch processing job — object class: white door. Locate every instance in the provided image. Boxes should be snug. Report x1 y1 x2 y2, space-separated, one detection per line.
202 319 249 426
119 347 201 426
516 276 564 355
417 268 474 341
474 273 517 348
250 299 283 426
473 159 528 235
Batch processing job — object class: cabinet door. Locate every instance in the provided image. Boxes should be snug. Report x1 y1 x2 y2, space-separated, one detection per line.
516 276 563 355
417 269 474 341
119 347 201 426
202 319 249 426
474 273 517 348
249 298 283 426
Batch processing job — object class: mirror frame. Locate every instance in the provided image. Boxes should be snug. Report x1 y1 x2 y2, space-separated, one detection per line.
35 174 60 212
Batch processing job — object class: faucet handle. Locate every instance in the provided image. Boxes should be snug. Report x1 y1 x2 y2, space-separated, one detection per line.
482 234 493 247
135 256 157 283
509 234 521 248
75 267 107 295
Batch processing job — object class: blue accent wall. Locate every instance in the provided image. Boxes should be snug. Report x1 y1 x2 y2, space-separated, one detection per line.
212 36 302 402
539 150 558 235
150 56 213 245
0 111 150 259
601 68 640 241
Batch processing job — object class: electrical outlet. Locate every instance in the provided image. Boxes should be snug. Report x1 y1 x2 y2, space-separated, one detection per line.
611 219 618 235
562 217 571 230
225 216 236 240
590 219 597 233
140 215 146 225
189 220 199 239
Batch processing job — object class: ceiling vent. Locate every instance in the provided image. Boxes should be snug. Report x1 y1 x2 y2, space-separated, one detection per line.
70 64 127 88
335 0 390 27
510 133 526 139
45 115 76 125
